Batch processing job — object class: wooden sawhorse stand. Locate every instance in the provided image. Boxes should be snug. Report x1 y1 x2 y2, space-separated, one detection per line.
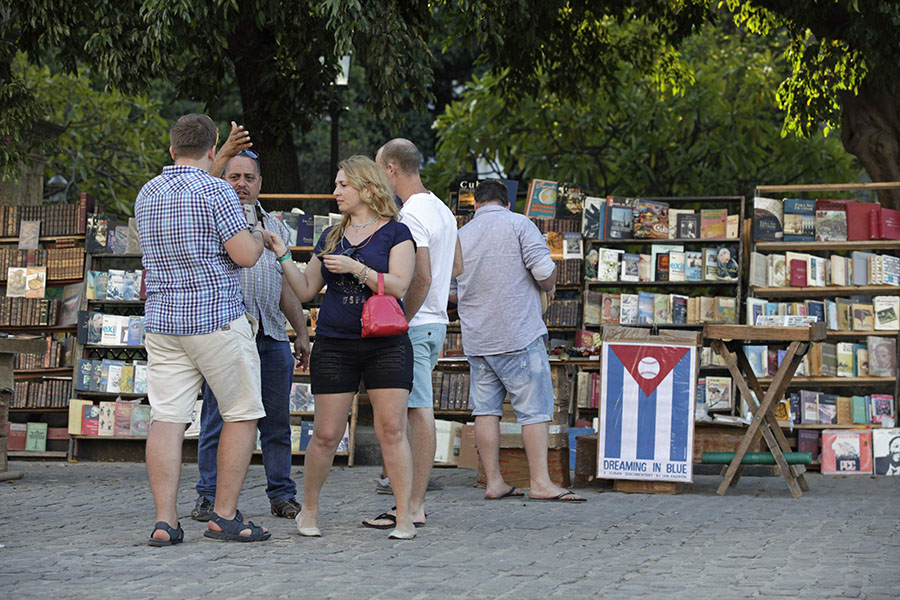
703 323 826 498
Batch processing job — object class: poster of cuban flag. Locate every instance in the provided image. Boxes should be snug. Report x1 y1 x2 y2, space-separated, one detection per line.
598 341 697 482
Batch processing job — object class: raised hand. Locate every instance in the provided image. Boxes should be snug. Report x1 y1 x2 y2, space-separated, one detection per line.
261 229 288 257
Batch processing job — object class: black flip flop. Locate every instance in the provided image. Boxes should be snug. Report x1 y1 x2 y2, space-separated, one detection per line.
527 489 587 502
363 507 426 529
484 486 525 500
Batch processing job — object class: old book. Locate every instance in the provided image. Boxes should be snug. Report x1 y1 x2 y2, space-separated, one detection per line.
836 342 855 377
524 179 558 218
726 214 740 239
873 296 899 330
120 364 134 394
851 303 875 331
669 251 685 282
671 294 688 324
714 297 736 324
6 267 26 298
801 390 820 424
867 336 897 377
753 196 783 241
655 252 670 282
581 196 606 239
637 253 652 282
25 422 48 452
100 314 119 346
653 293 671 324
836 397 852 425
873 428 900 475
700 209 728 240
583 290 602 325
821 430 873 475
818 394 838 425
105 360 125 393
544 232 564 260
744 345 768 377
619 293 639 325
562 232 583 260
782 198 816 241
699 296 715 323
620 253 640 282
870 395 895 426
637 291 655 324
114 401 135 436
598 248 623 281
133 360 148 394
18 219 40 250
702 248 718 281
668 209 692 238
797 429 820 462
605 197 635 239
704 376 733 412
684 251 702 281
767 253 786 287
600 294 621 324
633 199 669 239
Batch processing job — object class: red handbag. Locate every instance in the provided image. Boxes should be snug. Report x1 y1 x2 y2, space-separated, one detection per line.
361 272 409 338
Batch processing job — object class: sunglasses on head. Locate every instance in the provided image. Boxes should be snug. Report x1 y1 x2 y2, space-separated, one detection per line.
341 246 358 259
238 149 259 160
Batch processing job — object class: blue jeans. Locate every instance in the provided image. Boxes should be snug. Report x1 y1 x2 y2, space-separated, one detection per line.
195 333 297 504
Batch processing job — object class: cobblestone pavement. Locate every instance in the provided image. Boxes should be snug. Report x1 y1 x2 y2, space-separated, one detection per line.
1 461 898 599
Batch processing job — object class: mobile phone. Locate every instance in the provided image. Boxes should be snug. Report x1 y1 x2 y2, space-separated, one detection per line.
242 203 258 227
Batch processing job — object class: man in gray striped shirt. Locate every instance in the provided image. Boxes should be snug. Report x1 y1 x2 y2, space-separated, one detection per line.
451 180 585 502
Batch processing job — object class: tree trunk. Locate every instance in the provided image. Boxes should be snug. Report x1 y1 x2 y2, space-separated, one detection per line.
226 10 302 194
841 84 900 207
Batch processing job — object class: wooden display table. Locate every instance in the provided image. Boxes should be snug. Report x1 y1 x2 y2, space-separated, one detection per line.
702 323 826 498
0 337 48 481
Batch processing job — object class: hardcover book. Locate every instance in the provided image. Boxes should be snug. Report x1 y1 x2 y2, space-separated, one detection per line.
845 202 881 241
556 182 585 219
676 212 700 239
851 304 874 331
620 253 640 282
25 422 48 452
815 210 848 242
797 429 820 461
873 428 900 475
18 219 40 250
801 390 820 424
524 179 558 218
632 199 669 239
867 336 897 377
870 395 895 426
637 254 652 282
653 293 671 324
130 404 151 437
821 430 873 475
619 294 639 325
6 267 26 297
836 342 855 377
106 269 126 300
114 401 135 436
782 198 816 241
700 209 728 240
637 291 655 324
81 405 100 436
583 291 602 325
598 248 623 282
873 296 899 330
581 196 606 239
684 251 702 281
601 294 621 324
562 232 583 260
714 246 739 281
98 401 116 436
605 197 635 239
670 294 688 324
544 232 564 260
585 248 599 280
704 376 733 412
24 266 46 299
655 252 670 282
703 248 718 281
752 197 783 241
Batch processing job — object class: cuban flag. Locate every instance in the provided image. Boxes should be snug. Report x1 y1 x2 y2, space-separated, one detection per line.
598 342 696 482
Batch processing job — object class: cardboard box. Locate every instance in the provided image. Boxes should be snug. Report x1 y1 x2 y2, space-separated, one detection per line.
434 419 462 465
457 424 478 469
477 447 570 489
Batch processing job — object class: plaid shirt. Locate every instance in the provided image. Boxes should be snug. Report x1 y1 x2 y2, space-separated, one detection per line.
239 205 291 341
135 165 249 335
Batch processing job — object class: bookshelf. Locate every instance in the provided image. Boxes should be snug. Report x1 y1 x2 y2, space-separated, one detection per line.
748 182 900 448
0 204 88 459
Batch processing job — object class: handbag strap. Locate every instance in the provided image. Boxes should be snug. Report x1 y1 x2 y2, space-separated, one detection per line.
377 271 385 295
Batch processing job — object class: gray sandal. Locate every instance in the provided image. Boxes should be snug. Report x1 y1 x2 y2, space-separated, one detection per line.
203 510 271 542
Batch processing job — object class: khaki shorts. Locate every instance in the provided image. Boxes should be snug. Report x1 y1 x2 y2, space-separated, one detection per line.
145 314 265 423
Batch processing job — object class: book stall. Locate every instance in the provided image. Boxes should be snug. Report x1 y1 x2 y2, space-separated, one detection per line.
3 178 899 492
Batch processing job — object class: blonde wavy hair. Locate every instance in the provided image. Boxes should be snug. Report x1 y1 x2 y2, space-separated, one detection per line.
317 155 400 257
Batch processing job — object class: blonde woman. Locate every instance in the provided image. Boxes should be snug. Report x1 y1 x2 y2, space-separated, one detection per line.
261 156 417 540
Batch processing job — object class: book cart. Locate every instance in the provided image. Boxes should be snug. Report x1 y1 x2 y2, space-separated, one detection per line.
258 193 357 465
0 203 88 460
747 182 900 470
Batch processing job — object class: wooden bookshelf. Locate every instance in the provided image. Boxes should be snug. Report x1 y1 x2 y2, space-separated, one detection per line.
14 367 73 377
826 330 898 339
755 240 900 252
588 237 741 245
0 235 83 244
776 422 884 430
85 300 145 306
7 450 67 459
756 376 895 387
751 285 900 298
586 280 739 287
9 407 69 412
0 325 76 333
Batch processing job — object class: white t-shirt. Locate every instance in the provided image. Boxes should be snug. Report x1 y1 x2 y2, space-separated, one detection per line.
399 191 458 327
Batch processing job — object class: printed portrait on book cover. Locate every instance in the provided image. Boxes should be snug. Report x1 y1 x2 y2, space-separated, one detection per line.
715 247 739 280
585 249 599 280
873 430 900 476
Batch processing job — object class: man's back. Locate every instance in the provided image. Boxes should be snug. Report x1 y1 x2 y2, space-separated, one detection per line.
400 191 458 326
456 205 550 356
135 165 248 336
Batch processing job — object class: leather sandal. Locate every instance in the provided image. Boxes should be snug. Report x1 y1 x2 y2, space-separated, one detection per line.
203 510 271 542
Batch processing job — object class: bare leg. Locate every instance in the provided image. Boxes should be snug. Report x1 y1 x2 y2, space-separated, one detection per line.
370 388 415 536
406 407 435 522
207 419 266 535
475 415 512 498
146 420 187 542
522 422 582 500
298 392 355 531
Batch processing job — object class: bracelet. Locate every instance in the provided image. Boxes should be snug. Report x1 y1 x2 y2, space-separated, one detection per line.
358 267 369 286
276 251 291 263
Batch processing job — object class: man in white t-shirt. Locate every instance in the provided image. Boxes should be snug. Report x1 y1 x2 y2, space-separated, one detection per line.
363 138 462 529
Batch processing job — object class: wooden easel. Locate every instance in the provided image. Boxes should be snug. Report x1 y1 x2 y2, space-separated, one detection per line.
703 323 826 498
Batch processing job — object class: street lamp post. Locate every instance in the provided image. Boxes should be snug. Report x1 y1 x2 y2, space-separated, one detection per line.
328 55 351 180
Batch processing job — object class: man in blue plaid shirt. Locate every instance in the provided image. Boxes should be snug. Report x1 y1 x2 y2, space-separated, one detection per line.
191 145 312 522
136 114 271 545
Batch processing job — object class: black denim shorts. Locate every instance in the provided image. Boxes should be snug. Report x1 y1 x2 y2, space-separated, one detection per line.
309 334 414 395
